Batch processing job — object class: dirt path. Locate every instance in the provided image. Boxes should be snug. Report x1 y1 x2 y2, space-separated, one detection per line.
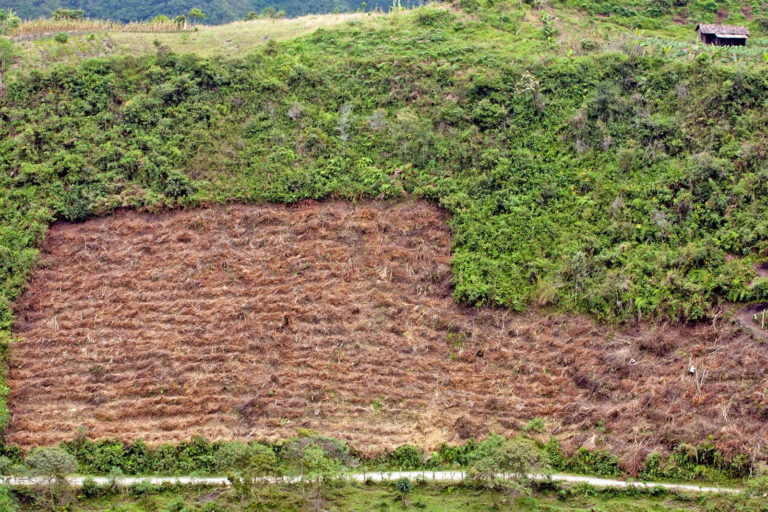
0 472 741 494
735 302 768 337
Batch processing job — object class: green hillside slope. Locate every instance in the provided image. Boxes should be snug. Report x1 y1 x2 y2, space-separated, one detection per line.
0 0 420 24
2 3 768 327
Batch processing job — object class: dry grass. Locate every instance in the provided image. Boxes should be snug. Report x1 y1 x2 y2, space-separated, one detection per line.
108 13 385 59
8 12 387 70
6 201 768 470
10 19 181 39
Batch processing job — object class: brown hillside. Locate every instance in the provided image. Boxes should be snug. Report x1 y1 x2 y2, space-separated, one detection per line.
6 200 768 470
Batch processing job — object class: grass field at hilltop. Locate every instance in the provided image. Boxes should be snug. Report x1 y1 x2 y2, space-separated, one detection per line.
7 12 386 72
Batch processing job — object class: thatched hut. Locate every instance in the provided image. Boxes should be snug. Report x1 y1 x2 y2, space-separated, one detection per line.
695 24 749 46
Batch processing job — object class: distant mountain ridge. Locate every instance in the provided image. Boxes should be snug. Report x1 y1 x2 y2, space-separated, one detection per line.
0 0 421 24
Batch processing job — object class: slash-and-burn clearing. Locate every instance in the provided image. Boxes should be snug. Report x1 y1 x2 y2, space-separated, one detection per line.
7 201 768 470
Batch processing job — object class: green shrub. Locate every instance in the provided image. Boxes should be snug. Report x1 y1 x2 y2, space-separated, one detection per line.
416 8 454 27
52 184 93 221
745 476 768 497
0 486 18 512
386 445 423 470
51 8 84 20
522 418 546 434
163 170 196 198
79 477 102 499
564 448 623 477
470 99 508 130
0 38 14 70
26 447 78 477
213 442 277 474
54 32 68 44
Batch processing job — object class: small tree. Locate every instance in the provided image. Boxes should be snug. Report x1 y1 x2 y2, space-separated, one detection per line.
0 38 14 71
395 477 411 506
300 443 341 500
244 11 258 21
26 447 78 511
174 15 186 29
187 8 206 25
262 6 277 19
51 8 85 21
0 8 21 34
247 444 279 499
468 435 549 504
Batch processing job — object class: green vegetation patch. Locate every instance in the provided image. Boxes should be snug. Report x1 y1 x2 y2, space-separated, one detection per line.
4 479 768 512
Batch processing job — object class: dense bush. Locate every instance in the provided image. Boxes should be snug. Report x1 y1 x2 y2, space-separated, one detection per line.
0 486 18 512
385 445 423 470
640 442 752 481
0 433 748 484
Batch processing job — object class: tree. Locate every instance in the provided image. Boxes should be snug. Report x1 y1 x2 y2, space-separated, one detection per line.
174 15 186 29
261 6 277 19
300 443 341 499
0 8 21 35
395 477 411 506
187 8 206 25
0 38 14 70
246 444 279 500
26 447 78 511
468 435 549 504
51 8 85 21
244 11 258 21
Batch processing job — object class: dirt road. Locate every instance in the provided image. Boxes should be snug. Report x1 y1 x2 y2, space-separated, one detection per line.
0 471 741 494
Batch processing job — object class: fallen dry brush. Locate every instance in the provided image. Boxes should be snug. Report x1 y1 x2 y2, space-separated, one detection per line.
6 201 768 470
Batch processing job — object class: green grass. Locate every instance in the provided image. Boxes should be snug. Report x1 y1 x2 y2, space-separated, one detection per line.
8 481 766 512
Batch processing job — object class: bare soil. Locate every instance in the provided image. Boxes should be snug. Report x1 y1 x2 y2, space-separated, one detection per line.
7 201 768 470
735 302 768 338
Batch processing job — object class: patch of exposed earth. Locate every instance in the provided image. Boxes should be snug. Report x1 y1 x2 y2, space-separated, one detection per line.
7 201 768 471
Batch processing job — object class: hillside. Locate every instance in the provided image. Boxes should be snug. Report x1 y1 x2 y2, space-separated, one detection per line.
2 0 767 25
3 4 768 324
2 0 768 484
0 0 419 24
7 201 767 470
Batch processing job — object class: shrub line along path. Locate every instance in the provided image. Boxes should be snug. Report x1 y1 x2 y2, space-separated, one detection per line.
0 472 741 494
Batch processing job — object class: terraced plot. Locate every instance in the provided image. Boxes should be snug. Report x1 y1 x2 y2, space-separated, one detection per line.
7 201 768 470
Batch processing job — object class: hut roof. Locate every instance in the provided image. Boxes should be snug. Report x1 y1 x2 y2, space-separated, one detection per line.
695 24 749 36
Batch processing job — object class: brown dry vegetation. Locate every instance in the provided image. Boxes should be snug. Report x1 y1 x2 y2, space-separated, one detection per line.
6 201 768 470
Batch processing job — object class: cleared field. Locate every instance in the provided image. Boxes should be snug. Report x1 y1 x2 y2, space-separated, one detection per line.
8 12 387 72
6 201 768 469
